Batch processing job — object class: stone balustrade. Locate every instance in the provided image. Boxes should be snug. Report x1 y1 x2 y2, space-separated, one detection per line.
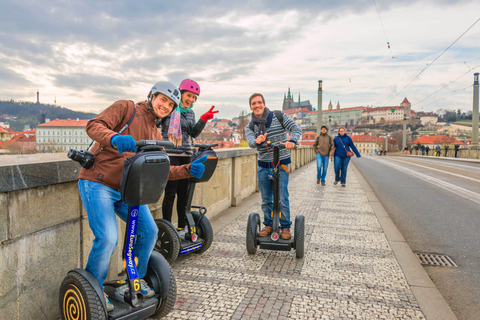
0 146 315 319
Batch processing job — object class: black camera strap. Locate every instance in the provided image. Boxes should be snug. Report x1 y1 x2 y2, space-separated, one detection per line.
88 102 137 156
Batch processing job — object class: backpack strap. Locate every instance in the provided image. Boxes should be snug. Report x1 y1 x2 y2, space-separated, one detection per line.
248 110 286 135
88 101 137 153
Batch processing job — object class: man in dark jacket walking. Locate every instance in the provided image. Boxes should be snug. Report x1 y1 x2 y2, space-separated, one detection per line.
313 125 333 186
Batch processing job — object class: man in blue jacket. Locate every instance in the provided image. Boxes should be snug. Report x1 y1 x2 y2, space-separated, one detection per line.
332 126 361 187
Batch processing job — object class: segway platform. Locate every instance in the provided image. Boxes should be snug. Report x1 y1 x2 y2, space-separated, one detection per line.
258 237 292 251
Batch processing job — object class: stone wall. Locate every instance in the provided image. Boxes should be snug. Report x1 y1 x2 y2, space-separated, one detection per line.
0 146 315 319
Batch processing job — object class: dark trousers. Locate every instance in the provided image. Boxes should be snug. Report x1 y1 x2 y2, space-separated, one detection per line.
162 156 191 228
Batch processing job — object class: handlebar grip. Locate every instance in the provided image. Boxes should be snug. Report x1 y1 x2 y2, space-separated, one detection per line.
192 143 218 148
135 140 175 149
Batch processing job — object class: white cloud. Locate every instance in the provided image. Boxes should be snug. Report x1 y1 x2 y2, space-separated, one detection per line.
0 0 479 119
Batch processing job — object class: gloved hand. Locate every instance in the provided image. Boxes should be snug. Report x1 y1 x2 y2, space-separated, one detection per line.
200 106 219 121
111 135 137 154
190 156 207 178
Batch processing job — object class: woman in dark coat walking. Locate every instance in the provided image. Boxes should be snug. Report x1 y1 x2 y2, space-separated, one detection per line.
333 126 361 187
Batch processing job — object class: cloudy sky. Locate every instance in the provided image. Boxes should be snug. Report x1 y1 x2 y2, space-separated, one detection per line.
1 0 479 119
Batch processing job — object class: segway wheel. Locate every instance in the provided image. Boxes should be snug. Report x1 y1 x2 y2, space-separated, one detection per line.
145 252 177 319
246 212 260 254
59 271 107 320
155 219 181 264
191 211 213 254
294 215 305 259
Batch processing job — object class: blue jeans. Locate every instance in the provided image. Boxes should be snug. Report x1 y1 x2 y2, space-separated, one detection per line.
316 154 329 183
257 166 292 229
334 156 351 184
78 179 158 289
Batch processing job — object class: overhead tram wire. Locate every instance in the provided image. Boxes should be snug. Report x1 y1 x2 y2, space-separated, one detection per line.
380 16 480 107
420 84 473 109
415 63 480 108
373 0 394 58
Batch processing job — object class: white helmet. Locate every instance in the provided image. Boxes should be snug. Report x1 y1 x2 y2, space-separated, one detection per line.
148 81 181 107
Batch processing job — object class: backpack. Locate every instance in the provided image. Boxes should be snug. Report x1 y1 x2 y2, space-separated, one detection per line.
248 110 286 134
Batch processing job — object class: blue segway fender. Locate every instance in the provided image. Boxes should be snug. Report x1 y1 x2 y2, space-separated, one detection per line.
71 268 108 318
147 251 172 300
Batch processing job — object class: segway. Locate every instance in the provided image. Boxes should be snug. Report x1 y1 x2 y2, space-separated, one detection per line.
246 142 305 258
155 143 218 264
60 140 177 320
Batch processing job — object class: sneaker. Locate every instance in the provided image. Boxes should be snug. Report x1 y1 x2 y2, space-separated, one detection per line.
281 229 291 240
316 179 320 184
140 279 155 298
334 181 339 185
258 226 273 237
104 292 114 312
342 184 346 187
321 182 326 186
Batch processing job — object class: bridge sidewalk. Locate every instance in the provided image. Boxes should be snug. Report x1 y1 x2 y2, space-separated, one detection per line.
161 161 456 320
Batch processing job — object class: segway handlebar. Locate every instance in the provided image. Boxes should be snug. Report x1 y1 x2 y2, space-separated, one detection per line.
192 143 218 149
266 141 297 149
135 140 176 148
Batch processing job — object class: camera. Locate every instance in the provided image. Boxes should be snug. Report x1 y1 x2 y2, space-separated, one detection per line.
68 149 95 169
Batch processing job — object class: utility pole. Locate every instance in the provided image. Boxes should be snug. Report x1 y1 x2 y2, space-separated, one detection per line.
316 80 323 135
403 115 407 151
473 73 479 148
385 134 388 153
328 116 332 135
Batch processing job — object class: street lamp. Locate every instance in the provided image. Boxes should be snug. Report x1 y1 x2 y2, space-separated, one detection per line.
385 134 389 153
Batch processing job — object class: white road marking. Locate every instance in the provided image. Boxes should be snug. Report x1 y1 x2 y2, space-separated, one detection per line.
390 158 480 184
368 157 480 205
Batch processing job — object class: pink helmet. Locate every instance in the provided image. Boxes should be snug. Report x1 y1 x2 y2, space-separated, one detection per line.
179 79 200 96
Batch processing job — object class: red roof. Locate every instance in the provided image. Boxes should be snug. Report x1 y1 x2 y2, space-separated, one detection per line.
284 107 311 114
37 119 89 127
309 106 366 114
0 127 9 134
350 135 379 143
411 135 464 145
363 106 404 112
402 97 410 104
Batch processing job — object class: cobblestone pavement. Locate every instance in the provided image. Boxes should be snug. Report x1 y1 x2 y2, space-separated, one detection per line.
162 162 426 320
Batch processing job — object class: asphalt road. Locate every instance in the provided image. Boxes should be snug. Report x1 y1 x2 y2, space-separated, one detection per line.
353 156 480 320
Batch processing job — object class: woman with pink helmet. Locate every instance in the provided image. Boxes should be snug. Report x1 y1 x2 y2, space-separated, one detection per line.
159 79 218 230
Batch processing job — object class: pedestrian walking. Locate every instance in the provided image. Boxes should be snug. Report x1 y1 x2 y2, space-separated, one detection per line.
444 144 449 157
313 125 333 186
404 146 408 156
421 145 425 155
414 145 419 155
332 126 361 187
159 79 218 230
454 144 459 158
425 145 430 156
409 146 413 155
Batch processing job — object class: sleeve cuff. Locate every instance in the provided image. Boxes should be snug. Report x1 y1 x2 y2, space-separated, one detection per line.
289 139 297 145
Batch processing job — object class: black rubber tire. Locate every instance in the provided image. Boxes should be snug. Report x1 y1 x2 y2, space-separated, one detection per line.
191 211 213 254
151 271 176 319
246 212 259 254
294 215 305 259
155 219 181 264
59 271 107 320
145 255 177 319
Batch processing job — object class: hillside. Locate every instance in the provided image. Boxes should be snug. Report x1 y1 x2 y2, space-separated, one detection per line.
0 101 97 131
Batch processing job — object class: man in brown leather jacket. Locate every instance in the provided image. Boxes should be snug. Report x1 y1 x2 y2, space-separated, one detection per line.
77 81 207 311
312 125 334 186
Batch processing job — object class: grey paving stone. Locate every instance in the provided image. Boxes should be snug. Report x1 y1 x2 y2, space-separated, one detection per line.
158 162 426 320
